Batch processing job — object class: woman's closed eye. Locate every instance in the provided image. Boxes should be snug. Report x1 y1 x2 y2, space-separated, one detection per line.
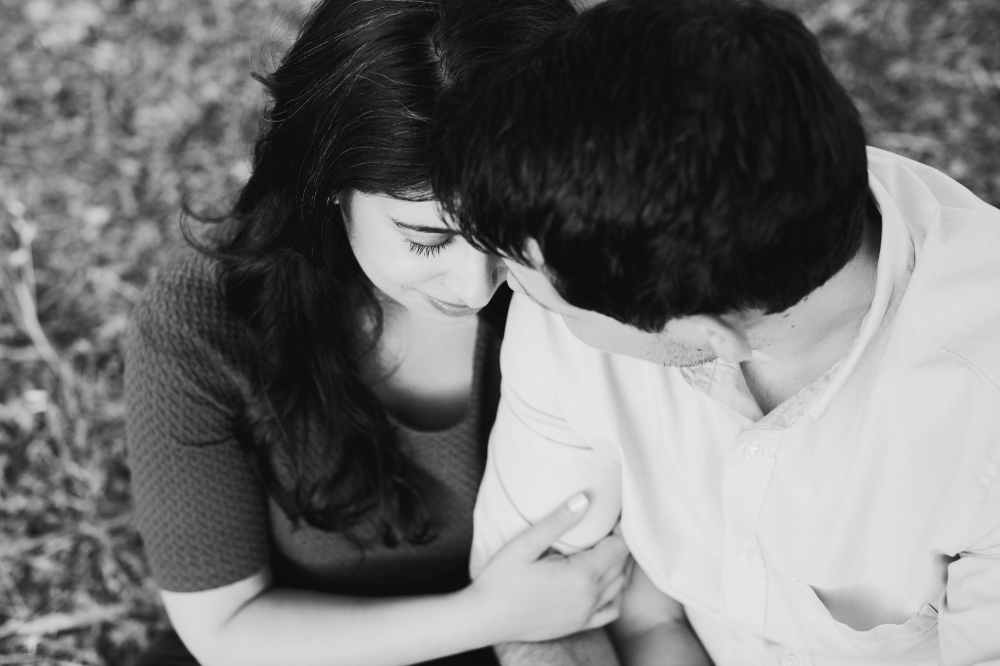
407 235 455 258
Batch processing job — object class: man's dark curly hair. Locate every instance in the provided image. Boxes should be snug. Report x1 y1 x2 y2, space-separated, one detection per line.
432 0 872 332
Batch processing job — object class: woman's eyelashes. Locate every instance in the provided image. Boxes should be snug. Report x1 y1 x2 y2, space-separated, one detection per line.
406 235 455 258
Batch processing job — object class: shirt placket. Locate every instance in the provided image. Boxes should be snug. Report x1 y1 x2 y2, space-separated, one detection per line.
719 427 780 635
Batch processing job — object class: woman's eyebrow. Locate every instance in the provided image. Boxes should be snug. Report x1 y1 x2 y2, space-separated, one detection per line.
390 217 459 235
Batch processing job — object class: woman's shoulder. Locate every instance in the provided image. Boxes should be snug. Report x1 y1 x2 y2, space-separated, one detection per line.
126 244 258 390
132 244 223 323
130 245 242 346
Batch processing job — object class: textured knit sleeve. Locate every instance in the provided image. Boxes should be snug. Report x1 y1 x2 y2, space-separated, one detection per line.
125 249 271 592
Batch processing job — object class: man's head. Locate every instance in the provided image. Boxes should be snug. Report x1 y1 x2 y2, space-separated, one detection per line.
432 0 871 362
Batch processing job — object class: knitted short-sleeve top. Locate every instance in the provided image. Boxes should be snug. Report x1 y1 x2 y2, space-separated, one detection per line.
125 249 504 595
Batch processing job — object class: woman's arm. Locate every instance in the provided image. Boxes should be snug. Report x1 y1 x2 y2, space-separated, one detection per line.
162 495 630 666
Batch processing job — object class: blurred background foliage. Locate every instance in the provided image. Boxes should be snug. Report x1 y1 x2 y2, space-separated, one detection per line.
0 0 998 663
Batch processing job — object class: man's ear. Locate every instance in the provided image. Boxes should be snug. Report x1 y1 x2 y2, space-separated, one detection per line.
524 238 545 267
687 314 753 363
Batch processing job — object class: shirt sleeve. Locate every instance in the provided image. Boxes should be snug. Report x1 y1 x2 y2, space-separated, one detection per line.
125 253 271 592
940 448 1000 666
470 294 622 577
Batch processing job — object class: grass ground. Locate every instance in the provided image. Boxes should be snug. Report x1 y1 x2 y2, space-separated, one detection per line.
0 0 998 664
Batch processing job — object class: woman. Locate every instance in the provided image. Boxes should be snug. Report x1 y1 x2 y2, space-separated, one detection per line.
124 0 629 664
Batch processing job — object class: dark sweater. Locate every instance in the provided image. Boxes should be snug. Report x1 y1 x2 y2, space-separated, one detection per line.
125 249 504 596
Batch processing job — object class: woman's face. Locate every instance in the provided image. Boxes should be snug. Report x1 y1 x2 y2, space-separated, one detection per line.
345 192 507 323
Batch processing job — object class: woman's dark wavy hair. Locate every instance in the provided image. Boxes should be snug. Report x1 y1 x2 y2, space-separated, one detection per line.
185 0 574 546
433 0 871 332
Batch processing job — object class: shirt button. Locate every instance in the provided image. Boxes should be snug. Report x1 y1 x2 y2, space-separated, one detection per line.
738 542 752 561
780 651 800 666
744 442 763 461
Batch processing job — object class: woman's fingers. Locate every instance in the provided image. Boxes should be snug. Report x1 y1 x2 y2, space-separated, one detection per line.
575 532 629 580
503 493 591 562
595 573 626 610
469 501 632 643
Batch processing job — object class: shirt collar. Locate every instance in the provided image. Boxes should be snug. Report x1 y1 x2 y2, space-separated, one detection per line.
800 167 916 421
679 155 919 427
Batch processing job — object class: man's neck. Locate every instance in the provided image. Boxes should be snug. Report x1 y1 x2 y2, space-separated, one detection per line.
739 212 882 415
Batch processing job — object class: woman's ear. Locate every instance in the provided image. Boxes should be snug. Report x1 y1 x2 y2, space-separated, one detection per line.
687 314 753 363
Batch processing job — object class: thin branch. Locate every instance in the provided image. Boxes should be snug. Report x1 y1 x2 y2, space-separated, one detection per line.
1 198 79 417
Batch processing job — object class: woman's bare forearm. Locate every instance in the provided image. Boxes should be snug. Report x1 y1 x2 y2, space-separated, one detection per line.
205 586 497 666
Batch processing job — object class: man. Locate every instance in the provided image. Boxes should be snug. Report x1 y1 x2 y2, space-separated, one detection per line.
430 0 1000 664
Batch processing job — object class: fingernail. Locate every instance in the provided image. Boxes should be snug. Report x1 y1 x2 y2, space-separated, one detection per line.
567 493 589 513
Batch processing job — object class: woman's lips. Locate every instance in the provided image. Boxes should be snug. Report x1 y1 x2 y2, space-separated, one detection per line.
426 295 479 317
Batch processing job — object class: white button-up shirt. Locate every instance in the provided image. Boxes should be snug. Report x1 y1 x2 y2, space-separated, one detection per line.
471 148 1000 665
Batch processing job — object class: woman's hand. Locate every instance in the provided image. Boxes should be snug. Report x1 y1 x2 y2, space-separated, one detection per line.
464 494 630 644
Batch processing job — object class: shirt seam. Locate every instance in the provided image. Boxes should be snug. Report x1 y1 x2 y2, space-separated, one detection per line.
898 308 1000 548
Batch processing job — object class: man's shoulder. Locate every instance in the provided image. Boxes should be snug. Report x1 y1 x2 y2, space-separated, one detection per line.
504 293 584 362
504 294 634 377
502 294 579 399
867 146 1000 224
871 148 1000 394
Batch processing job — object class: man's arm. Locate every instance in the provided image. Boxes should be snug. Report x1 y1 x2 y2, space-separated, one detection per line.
609 565 712 665
496 630 621 666
476 296 714 665
493 564 714 666
473 295 624 665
